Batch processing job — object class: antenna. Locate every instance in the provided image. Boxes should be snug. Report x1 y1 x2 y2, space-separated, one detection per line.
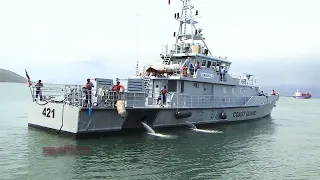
136 13 139 76
172 0 212 56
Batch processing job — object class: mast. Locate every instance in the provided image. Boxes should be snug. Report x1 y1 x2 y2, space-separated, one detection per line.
172 0 212 56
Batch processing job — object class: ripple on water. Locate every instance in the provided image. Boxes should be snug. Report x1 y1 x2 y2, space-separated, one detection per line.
0 127 29 179
2 96 320 179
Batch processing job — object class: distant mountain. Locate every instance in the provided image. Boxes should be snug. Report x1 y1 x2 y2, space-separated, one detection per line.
0 68 27 83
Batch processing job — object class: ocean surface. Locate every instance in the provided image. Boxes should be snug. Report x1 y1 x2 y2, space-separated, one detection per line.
1 83 320 180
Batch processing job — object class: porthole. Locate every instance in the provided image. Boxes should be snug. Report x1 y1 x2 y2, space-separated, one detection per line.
223 87 227 93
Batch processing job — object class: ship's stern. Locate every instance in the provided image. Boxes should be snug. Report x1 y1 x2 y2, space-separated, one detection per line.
28 102 80 134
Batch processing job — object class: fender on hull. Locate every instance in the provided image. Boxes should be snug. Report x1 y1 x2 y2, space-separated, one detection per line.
175 111 192 119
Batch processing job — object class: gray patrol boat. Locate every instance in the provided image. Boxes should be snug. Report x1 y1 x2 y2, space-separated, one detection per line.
27 0 279 137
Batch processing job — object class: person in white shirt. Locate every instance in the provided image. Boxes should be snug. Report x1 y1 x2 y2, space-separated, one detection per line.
220 66 225 81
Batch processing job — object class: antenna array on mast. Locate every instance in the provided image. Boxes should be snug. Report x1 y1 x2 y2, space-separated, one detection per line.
172 0 212 55
159 0 223 65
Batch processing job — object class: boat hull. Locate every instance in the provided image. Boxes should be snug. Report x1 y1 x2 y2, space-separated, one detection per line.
293 95 311 99
28 100 277 138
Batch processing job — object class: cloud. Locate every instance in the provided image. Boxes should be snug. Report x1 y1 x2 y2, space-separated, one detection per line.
0 0 319 86
229 57 320 86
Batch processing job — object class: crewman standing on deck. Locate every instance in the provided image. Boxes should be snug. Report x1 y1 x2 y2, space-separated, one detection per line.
35 80 44 101
112 81 125 92
111 80 125 107
220 66 225 81
85 78 94 107
159 86 171 105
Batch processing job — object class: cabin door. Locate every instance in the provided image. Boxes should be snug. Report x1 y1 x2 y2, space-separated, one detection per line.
153 81 162 98
203 83 213 95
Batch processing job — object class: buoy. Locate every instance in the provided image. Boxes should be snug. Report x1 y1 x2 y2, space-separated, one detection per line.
220 112 227 120
116 100 126 118
97 88 104 96
182 67 188 77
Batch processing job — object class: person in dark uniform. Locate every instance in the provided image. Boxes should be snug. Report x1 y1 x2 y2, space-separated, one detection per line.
35 80 44 101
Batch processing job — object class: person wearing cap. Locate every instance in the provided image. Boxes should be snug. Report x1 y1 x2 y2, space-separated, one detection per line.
112 81 125 92
111 81 125 107
159 86 170 105
35 80 44 101
85 78 94 107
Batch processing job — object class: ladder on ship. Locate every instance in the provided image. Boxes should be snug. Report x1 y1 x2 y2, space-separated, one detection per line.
162 52 174 65
143 77 153 97
143 77 151 90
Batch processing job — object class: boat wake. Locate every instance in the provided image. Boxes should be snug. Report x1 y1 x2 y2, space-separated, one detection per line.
185 121 223 134
141 122 175 138
191 128 223 133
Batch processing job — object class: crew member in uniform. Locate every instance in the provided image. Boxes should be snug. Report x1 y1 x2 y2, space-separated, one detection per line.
112 81 125 107
85 78 94 107
112 81 125 92
35 80 44 101
158 86 171 105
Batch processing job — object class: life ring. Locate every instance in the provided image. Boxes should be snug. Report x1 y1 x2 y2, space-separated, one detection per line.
64 86 71 94
81 87 86 93
182 67 188 77
97 88 104 96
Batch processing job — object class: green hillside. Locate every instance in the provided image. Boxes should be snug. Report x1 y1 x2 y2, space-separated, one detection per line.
0 68 27 83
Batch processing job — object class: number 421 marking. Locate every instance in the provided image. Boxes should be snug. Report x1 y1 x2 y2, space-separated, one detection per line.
42 107 55 118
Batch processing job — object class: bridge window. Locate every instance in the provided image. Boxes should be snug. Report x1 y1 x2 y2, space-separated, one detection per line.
232 88 235 94
211 61 217 69
201 60 206 67
168 80 177 92
216 63 220 72
223 87 227 93
206 61 211 68
180 81 184 93
223 64 230 73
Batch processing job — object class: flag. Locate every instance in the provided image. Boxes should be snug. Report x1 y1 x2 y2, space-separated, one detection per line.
25 69 32 87
168 0 170 5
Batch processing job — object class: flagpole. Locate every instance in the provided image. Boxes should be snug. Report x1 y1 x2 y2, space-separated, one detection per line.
29 85 34 102
25 69 34 101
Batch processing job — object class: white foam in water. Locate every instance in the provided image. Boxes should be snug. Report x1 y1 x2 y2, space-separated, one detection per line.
141 122 175 138
185 121 223 134
192 128 223 133
141 122 155 134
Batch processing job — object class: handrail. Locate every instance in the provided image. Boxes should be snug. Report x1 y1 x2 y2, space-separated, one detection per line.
30 85 261 109
244 96 254 106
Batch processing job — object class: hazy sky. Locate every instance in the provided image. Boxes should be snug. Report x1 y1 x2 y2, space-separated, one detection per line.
0 0 319 85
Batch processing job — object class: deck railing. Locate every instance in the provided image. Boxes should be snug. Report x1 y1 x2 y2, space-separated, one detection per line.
171 93 251 108
30 85 255 109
